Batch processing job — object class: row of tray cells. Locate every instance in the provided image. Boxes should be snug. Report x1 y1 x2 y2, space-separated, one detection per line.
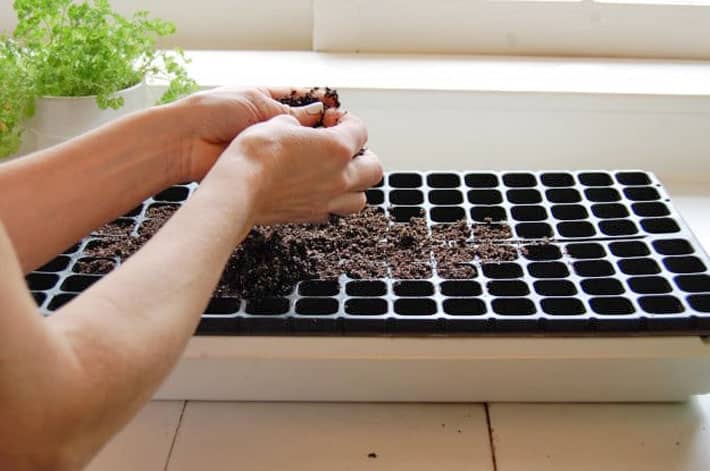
30 238 708 281
382 171 655 189
199 294 710 317
32 288 710 318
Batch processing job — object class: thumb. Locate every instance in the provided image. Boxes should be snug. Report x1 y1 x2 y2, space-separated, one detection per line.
287 101 324 127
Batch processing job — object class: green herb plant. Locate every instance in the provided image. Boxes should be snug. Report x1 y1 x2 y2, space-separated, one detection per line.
0 0 198 158
0 37 34 157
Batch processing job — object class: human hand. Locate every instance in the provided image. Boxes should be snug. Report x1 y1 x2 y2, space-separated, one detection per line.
209 109 382 225
173 87 339 182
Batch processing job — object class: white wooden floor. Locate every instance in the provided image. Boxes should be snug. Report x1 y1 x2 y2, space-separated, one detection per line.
87 397 710 470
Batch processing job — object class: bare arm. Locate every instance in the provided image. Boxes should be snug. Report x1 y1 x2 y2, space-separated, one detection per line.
0 91 382 469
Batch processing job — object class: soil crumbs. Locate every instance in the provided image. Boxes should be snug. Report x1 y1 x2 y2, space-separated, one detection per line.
82 206 524 299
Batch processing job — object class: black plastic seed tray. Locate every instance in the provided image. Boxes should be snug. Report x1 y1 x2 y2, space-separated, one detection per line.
28 170 710 336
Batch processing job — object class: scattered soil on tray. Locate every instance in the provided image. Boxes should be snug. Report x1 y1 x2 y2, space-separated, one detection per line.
82 204 525 298
73 258 117 275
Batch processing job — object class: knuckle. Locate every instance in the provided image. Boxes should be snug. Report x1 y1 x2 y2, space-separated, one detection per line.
329 139 353 161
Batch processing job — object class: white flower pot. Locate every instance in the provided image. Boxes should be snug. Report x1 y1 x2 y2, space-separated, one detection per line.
25 81 147 153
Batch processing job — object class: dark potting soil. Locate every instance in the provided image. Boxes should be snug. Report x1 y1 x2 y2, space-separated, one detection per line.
277 87 341 127
74 258 117 275
80 205 522 298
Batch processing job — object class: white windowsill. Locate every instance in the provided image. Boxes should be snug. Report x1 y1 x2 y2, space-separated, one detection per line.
158 50 710 97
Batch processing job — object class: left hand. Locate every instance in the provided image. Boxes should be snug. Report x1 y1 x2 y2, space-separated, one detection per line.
172 87 337 181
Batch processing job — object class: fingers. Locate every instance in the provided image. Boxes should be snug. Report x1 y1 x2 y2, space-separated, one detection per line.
343 149 384 191
327 192 367 216
324 111 368 158
288 102 324 128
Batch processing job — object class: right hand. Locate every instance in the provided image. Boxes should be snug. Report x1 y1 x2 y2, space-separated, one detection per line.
214 107 383 225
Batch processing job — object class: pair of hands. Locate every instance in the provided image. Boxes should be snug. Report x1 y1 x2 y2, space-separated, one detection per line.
174 87 383 225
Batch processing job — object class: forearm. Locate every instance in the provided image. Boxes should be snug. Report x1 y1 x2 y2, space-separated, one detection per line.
0 103 191 272
37 162 258 468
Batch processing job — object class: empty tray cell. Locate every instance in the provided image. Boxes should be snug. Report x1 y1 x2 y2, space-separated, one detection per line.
534 280 577 296
664 256 707 274
574 260 616 277
389 173 422 188
482 262 524 279
653 239 693 256
599 220 638 237
541 172 575 187
146 203 180 219
427 173 461 188
122 204 143 218
507 189 543 205
616 172 651 186
585 188 621 203
60 275 101 293
394 298 438 316
492 298 536 315
551 204 588 221
546 188 582 204
465 173 499 188
578 172 613 187
590 297 635 315
541 298 586 315
522 244 562 261
471 206 506 222
628 276 672 294
468 189 503 205
641 218 681 234
32 292 46 306
566 242 606 259
639 295 684 314
155 186 190 202
37 255 71 272
624 187 661 201
487 280 530 296
558 221 596 238
299 280 340 297
528 262 570 279
581 278 625 295
688 295 710 313
73 257 117 275
394 280 435 297
47 293 77 311
511 205 547 222
503 173 537 188
440 280 482 296
632 202 670 217
431 206 466 222
610 241 650 258
618 258 661 276
389 189 424 205
296 298 339 315
443 298 487 316
205 297 240 315
345 298 388 315
346 280 387 296
245 297 290 315
26 273 59 291
429 190 463 205
366 189 384 205
591 203 630 219
675 274 710 293
515 223 553 239
390 206 425 222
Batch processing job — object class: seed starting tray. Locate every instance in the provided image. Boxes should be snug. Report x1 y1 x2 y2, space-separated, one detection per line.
28 170 710 337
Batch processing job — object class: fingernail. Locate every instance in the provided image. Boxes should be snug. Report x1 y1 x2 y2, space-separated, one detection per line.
302 101 324 115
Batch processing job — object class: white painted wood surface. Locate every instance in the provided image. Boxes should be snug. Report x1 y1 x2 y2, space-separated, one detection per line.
167 402 493 471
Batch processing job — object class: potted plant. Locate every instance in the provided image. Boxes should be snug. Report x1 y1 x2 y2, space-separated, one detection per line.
0 0 198 158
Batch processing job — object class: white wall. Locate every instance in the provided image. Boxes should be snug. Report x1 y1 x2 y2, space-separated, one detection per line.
0 0 312 50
